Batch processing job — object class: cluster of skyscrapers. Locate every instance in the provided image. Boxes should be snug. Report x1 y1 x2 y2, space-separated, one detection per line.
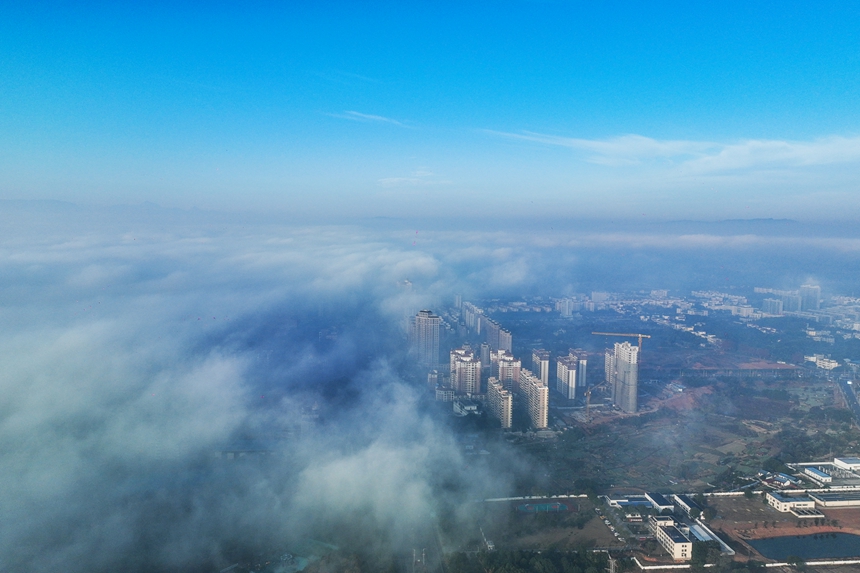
410 302 646 429
411 301 621 430
756 284 822 315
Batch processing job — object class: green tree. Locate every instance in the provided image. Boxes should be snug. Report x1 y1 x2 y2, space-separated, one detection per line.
690 508 701 519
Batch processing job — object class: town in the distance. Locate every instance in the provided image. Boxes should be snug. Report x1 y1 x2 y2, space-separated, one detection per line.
406 282 860 572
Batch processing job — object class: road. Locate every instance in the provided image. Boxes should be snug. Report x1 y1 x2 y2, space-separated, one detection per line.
401 513 445 573
837 378 860 423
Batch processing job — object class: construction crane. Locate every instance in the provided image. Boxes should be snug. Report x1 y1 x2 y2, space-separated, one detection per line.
591 331 651 352
584 384 603 424
584 332 652 423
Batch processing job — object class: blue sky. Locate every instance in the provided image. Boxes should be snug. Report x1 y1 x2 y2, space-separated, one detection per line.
3 1 860 220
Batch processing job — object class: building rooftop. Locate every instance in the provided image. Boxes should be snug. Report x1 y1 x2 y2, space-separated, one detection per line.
810 492 860 502
664 526 691 544
836 457 860 466
674 494 701 510
769 491 812 503
805 467 830 478
647 492 672 507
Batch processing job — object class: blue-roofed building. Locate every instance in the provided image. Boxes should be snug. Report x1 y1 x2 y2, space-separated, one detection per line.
606 494 652 508
834 457 860 471
804 466 832 483
646 492 674 513
673 494 702 517
808 491 860 507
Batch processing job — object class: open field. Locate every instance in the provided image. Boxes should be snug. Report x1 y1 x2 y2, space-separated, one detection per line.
473 498 622 552
520 373 860 495
709 496 860 561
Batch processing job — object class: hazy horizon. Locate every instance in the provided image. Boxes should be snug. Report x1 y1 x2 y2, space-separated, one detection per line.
4 3 860 572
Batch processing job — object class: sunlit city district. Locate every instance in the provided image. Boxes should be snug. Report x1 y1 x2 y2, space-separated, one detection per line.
395 283 860 571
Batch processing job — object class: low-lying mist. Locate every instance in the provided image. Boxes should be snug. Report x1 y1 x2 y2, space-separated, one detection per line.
3 203 860 571
0 209 529 572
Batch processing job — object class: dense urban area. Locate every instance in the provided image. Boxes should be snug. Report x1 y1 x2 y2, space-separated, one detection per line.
221 282 860 573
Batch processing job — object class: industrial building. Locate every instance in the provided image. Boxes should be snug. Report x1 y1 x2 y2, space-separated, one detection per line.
834 457 860 471
808 491 860 508
766 491 816 513
803 466 833 484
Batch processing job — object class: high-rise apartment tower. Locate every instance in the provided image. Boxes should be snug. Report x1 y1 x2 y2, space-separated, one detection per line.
605 341 639 413
411 310 441 368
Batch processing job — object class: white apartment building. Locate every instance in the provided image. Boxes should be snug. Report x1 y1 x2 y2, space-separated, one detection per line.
556 353 578 399
451 346 482 395
487 376 513 429
520 368 548 429
532 349 550 386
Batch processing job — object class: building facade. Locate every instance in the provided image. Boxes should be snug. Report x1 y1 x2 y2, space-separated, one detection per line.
492 349 521 392
801 284 821 311
762 298 784 315
451 346 482 395
498 328 513 352
532 349 550 386
482 317 501 350
520 368 548 429
649 516 692 561
556 353 578 399
411 310 441 368
487 376 513 429
606 341 639 413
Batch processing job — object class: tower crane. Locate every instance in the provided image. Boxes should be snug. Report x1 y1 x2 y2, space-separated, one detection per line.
583 332 652 422
591 332 651 352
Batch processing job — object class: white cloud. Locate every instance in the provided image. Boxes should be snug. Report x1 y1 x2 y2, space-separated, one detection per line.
487 130 860 173
328 110 408 127
378 169 452 187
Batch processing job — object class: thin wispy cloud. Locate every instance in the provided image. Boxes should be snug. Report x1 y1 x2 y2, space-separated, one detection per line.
315 70 381 85
487 130 860 173
329 110 408 127
378 169 451 187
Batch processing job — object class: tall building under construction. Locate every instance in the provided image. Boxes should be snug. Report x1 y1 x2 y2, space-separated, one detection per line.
605 341 639 413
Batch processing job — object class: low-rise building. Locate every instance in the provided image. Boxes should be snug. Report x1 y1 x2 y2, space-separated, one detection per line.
766 491 815 512
649 516 692 561
673 494 702 517
435 386 455 402
453 398 480 416
834 457 860 471
804 466 833 484
607 494 651 508
645 492 674 513
809 491 860 508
